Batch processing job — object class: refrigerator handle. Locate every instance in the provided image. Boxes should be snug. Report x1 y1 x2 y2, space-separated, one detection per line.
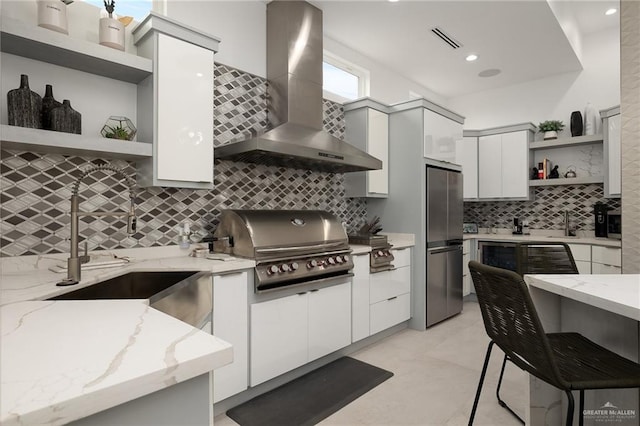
428 246 462 255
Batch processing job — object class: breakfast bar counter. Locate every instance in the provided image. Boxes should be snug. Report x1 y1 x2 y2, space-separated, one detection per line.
523 274 640 425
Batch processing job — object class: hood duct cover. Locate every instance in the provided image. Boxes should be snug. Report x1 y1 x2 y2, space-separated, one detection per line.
214 0 382 173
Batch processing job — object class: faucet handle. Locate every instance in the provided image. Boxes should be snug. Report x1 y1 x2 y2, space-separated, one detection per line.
79 241 90 264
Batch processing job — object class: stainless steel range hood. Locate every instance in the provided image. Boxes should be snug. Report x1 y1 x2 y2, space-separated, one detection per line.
214 1 382 173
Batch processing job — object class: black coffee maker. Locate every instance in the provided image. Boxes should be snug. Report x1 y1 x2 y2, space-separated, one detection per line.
594 202 609 238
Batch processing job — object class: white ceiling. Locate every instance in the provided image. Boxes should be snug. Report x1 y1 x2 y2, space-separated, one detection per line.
312 0 620 98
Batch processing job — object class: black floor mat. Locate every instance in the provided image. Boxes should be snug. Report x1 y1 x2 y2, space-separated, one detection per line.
226 357 393 426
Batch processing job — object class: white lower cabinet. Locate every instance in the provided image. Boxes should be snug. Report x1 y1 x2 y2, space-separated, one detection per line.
368 248 412 334
568 243 591 274
351 254 371 342
370 293 411 335
308 283 352 361
591 245 622 274
250 279 351 386
212 271 248 403
462 240 471 295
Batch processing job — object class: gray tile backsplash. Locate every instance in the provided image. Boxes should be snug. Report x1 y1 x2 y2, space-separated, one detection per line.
0 63 365 257
464 184 621 232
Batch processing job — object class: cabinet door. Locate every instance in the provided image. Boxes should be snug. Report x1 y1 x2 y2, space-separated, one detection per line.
250 293 308 386
500 131 529 198
606 114 621 197
591 263 622 274
156 34 214 183
351 254 371 342
456 136 478 199
478 134 503 198
367 109 389 195
308 281 352 361
213 271 248 403
424 109 457 162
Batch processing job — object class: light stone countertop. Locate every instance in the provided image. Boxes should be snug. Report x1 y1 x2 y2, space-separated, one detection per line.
0 245 253 425
1 300 232 426
524 274 640 321
463 232 621 248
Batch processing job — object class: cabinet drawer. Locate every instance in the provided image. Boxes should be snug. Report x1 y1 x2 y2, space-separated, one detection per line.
592 246 621 267
370 266 411 304
370 293 410 335
568 244 591 262
591 262 621 274
463 240 470 255
391 247 411 268
575 260 591 274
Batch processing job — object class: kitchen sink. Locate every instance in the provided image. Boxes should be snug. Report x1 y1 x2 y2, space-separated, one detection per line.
48 271 213 329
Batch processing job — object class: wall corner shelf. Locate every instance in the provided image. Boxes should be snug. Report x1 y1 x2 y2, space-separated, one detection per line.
529 134 603 150
0 16 152 84
1 124 152 160
529 176 603 187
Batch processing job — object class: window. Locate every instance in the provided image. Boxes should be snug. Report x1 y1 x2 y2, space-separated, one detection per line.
323 52 369 103
83 0 153 22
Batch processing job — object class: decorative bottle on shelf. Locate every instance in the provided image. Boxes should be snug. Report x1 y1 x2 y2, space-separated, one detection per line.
7 74 42 129
570 110 583 137
583 102 600 135
50 100 81 134
41 84 62 130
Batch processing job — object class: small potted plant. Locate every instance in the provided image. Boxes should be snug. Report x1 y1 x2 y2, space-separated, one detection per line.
99 0 125 51
537 120 565 140
101 116 137 141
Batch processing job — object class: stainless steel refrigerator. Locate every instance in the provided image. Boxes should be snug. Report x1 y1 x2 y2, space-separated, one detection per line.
425 165 463 327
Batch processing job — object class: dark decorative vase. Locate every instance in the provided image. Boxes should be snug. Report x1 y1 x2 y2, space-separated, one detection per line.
570 110 583 137
50 100 81 134
41 84 62 130
7 74 42 129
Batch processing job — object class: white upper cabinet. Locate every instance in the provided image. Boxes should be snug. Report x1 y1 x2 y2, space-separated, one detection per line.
603 107 621 198
477 126 532 200
344 99 389 198
455 136 478 199
423 108 463 164
133 13 220 189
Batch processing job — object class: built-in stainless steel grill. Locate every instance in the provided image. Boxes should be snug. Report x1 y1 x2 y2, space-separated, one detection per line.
213 210 354 292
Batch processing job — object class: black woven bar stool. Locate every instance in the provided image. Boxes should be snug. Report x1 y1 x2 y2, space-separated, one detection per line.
491 242 581 423
467 261 640 426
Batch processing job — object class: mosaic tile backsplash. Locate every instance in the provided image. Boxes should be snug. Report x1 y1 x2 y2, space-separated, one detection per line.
464 184 621 232
0 63 366 257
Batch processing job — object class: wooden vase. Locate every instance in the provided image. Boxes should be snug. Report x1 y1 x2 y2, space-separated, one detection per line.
7 74 42 129
50 99 81 134
41 84 62 130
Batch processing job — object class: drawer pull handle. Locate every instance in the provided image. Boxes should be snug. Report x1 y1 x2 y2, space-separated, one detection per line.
310 289 319 292
297 292 307 296
387 296 398 301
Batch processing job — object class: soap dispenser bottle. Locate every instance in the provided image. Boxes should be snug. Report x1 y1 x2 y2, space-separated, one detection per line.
179 222 191 249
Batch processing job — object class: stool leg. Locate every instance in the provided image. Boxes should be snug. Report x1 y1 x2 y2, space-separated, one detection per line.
496 355 524 424
579 390 584 426
565 390 575 426
469 341 495 426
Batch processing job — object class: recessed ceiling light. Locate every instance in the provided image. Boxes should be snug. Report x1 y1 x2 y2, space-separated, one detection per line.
478 69 501 78
466 54 478 62
605 8 617 15
388 0 399 2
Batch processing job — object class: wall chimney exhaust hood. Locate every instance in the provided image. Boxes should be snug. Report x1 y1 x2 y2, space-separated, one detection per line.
214 0 382 173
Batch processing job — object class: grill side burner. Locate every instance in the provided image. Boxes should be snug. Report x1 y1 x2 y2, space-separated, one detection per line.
348 234 395 273
213 210 353 292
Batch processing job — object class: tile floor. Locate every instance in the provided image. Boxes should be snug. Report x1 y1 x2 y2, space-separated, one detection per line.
215 300 527 425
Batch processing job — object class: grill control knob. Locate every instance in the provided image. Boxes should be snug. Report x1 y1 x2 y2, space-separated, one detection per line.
267 265 279 275
290 262 299 271
327 257 336 265
280 264 291 272
343 255 350 263
335 255 344 264
307 259 318 269
376 250 384 257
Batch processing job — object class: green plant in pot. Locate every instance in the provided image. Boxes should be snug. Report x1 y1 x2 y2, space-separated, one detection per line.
101 116 137 141
538 120 565 140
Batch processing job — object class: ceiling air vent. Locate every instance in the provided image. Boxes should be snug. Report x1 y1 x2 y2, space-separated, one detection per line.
431 27 462 49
